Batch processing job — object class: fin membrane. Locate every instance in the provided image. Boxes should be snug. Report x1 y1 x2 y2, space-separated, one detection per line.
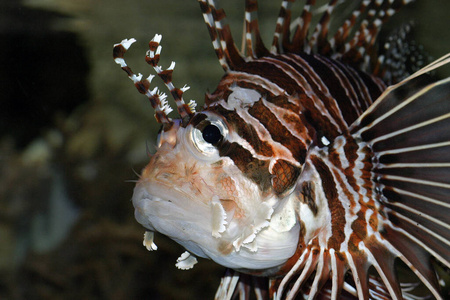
350 55 450 298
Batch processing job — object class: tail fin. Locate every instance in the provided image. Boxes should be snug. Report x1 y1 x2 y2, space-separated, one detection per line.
350 54 450 298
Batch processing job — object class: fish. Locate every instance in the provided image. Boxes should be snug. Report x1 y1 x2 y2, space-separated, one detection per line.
113 0 450 299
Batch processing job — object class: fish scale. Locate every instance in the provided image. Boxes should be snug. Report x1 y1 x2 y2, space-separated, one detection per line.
113 0 449 299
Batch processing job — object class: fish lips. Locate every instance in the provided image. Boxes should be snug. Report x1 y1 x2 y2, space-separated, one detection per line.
131 181 217 258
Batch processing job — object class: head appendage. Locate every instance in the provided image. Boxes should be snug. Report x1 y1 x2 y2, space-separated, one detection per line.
145 34 196 121
113 35 197 124
198 0 244 71
113 38 172 124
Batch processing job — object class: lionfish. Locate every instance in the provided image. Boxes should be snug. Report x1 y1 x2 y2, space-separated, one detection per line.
113 0 449 299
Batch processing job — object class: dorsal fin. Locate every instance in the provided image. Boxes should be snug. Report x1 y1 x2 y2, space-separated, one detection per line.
337 0 415 70
243 0 269 58
198 0 245 71
200 0 418 81
307 0 339 55
286 0 316 54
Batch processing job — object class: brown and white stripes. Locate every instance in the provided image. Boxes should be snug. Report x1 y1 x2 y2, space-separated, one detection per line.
202 51 384 197
115 1 449 299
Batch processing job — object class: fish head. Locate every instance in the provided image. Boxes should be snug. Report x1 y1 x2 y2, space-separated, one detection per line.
132 83 307 274
114 35 321 275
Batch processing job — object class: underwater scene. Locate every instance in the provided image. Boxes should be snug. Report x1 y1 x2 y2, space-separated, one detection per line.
0 0 449 299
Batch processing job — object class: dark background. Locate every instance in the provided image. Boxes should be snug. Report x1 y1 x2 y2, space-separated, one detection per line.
0 0 449 299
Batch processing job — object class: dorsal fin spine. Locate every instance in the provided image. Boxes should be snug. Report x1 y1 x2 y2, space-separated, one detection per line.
291 0 316 53
198 0 245 71
198 0 230 70
244 0 269 58
271 0 293 54
308 0 339 55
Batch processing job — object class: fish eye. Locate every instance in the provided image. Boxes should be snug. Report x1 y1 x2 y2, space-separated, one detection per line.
189 112 228 157
202 124 223 145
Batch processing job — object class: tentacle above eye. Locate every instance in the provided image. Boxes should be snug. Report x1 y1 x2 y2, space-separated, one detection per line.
113 34 197 125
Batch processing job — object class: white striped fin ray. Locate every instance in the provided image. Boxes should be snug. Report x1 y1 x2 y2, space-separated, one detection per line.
349 54 450 298
214 269 269 300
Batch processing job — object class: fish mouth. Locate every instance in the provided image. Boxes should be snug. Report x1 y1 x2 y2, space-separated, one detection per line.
132 180 201 229
131 181 217 257
132 180 302 271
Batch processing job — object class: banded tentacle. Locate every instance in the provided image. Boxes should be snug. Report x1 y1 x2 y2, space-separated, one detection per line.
113 37 173 124
144 35 196 121
113 34 197 126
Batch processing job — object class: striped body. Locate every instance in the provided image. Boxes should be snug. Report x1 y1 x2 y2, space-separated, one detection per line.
200 51 398 297
113 0 450 299
203 51 385 180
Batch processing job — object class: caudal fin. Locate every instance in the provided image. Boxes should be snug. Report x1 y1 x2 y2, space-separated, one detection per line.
350 54 450 298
